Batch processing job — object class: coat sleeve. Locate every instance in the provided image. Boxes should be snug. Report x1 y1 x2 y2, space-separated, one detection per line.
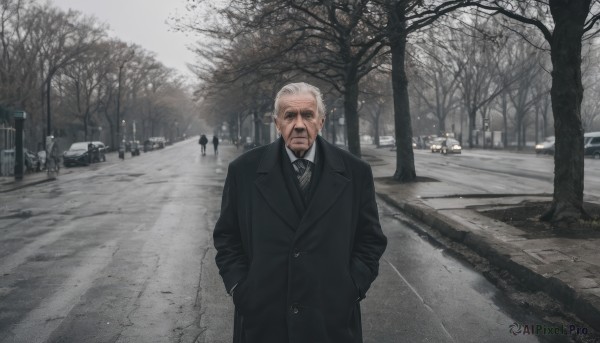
350 165 387 300
213 163 249 293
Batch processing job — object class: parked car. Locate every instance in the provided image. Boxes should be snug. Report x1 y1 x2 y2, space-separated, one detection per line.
149 137 166 149
440 138 462 154
143 140 154 152
535 136 555 155
430 137 445 153
584 132 600 159
63 142 105 167
63 142 90 167
130 141 140 156
378 135 395 147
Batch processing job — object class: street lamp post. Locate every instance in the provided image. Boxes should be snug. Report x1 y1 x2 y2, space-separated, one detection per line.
116 50 135 152
116 62 124 149
14 111 26 181
119 120 126 159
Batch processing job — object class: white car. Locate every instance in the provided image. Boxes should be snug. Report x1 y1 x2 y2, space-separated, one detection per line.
378 136 395 147
535 136 555 155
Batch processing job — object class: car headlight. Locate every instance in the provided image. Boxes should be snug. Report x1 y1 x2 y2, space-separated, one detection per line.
453 145 461 150
535 144 544 149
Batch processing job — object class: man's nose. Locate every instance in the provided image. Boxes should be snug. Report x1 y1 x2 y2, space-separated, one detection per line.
293 114 306 129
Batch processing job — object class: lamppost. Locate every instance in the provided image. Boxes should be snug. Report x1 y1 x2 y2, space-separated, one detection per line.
14 111 26 181
116 50 135 151
119 120 126 159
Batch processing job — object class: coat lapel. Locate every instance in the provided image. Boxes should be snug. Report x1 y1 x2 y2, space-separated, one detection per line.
254 139 301 230
298 137 349 232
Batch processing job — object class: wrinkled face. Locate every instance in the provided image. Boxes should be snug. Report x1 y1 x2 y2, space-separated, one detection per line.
275 93 325 158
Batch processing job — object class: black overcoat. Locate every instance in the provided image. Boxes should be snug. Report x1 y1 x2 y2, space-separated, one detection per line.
213 136 387 343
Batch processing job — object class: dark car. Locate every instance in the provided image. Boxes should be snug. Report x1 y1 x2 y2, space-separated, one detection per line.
430 137 445 153
440 138 462 154
584 132 600 159
143 140 154 152
63 142 90 167
63 142 105 167
130 141 140 156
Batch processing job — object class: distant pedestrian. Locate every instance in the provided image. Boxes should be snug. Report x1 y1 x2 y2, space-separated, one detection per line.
199 134 208 156
212 136 219 155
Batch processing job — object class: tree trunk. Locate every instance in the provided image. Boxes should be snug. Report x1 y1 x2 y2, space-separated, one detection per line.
46 78 52 136
541 0 589 223
468 109 476 148
374 112 380 147
344 78 361 157
535 105 540 144
389 6 416 182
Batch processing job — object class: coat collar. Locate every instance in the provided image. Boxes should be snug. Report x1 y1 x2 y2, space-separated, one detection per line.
254 136 349 232
256 136 345 174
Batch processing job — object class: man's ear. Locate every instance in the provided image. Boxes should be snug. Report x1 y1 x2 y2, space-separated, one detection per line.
274 116 281 133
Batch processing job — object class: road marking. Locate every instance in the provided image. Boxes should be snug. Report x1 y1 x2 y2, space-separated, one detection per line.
5 241 119 343
384 257 455 342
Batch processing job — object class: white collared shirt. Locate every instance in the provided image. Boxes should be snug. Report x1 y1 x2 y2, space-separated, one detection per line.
285 140 317 169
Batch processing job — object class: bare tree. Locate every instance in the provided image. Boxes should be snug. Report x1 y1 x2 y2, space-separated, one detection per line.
505 38 546 150
444 15 513 148
182 0 389 157
61 43 112 140
358 68 393 147
581 44 600 132
409 30 462 136
472 0 600 223
35 4 104 137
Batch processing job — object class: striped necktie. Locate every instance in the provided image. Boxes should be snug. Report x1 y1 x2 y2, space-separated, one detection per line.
293 159 312 194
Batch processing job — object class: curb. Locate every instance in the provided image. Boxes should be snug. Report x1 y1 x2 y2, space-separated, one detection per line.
376 191 600 332
0 176 55 193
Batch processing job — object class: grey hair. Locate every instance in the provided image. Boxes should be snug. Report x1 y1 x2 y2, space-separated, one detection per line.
273 82 326 119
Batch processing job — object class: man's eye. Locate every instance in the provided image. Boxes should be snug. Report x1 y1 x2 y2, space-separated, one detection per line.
302 112 314 119
284 112 296 119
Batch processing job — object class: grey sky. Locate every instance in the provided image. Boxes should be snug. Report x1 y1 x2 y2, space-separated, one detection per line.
50 0 198 79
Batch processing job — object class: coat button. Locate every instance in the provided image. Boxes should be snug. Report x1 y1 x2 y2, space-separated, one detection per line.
293 250 300 258
291 305 299 314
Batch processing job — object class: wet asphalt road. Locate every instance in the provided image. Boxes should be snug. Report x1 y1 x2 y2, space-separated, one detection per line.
369 147 600 200
0 140 566 342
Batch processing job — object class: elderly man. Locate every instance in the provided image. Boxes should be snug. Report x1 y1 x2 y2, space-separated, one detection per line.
213 82 387 343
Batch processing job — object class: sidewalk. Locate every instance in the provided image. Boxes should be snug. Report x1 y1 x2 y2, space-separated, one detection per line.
0 172 55 193
364 151 600 333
